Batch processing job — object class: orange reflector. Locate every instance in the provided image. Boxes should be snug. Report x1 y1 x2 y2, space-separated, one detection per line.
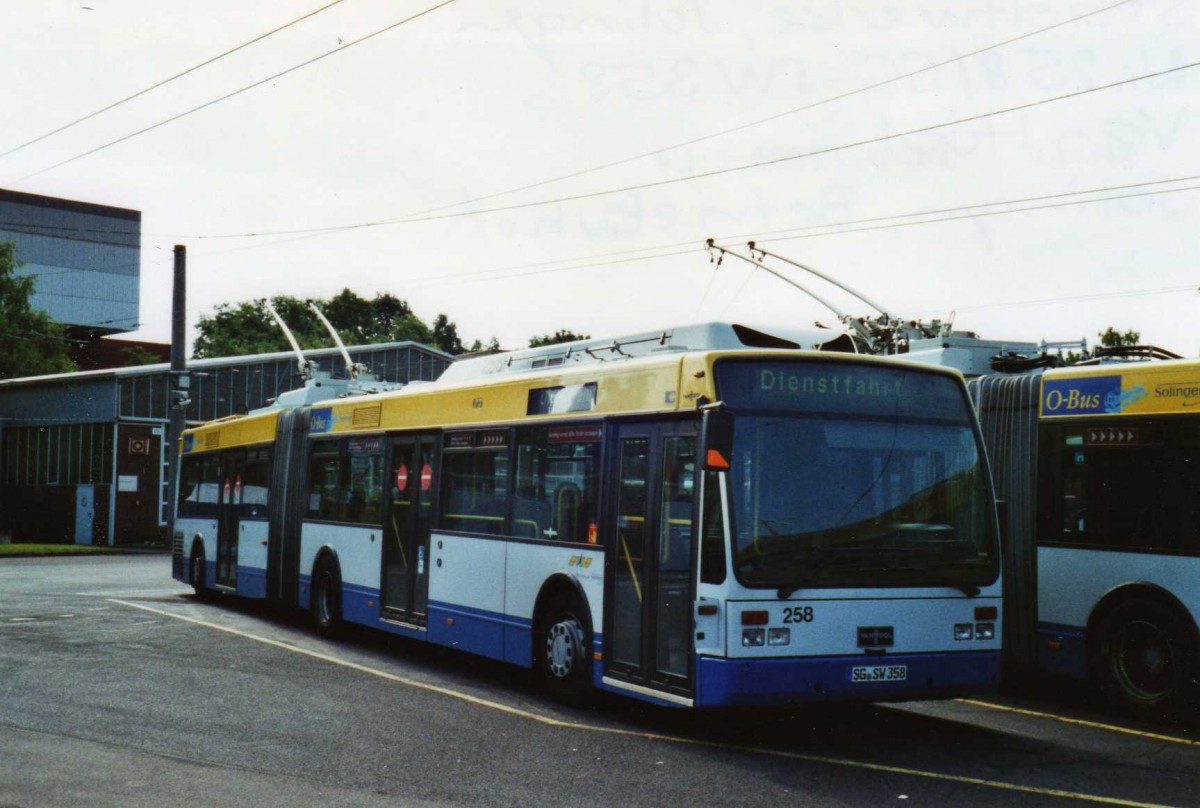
587 521 598 544
706 449 731 469
1047 640 1062 651
741 610 769 626
975 606 998 620
698 604 718 616
447 618 455 626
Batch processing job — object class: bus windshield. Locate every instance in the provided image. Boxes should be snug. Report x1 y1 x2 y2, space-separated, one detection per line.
716 359 998 592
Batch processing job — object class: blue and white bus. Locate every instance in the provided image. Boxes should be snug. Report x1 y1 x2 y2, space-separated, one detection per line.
173 324 1002 708
974 358 1200 718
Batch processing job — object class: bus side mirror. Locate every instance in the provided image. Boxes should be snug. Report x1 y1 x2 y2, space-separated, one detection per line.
702 408 734 470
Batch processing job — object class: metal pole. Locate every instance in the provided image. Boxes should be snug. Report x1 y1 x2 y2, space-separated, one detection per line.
165 245 189 542
748 242 894 319
706 240 876 347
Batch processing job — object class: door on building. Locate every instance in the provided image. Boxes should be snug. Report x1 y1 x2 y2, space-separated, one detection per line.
216 452 245 589
605 423 698 699
74 485 94 545
381 434 437 624
114 424 162 544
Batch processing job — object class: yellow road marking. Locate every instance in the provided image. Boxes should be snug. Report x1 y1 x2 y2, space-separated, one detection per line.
112 599 1173 808
957 698 1200 748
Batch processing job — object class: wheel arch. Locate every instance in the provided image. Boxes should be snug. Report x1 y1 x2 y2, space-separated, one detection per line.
532 573 592 663
311 544 342 579
1086 581 1200 659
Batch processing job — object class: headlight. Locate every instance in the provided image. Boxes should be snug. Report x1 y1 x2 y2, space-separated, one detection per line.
975 622 995 640
767 627 791 646
742 628 766 647
954 623 974 641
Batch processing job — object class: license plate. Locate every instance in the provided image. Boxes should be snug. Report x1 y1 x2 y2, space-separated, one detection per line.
849 665 908 683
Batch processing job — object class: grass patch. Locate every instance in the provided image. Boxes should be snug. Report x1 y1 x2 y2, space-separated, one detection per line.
0 543 120 558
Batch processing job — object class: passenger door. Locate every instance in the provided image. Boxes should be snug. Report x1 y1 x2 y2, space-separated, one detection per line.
382 434 437 623
605 423 697 698
216 451 245 588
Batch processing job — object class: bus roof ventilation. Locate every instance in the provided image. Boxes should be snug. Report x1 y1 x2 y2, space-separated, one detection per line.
439 322 849 384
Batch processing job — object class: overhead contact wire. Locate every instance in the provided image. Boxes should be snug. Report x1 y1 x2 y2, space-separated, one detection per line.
0 0 349 162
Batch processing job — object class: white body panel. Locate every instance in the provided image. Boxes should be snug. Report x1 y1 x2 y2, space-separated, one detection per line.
1039 546 1200 628
428 533 506 615
300 521 383 586
176 516 217 561
717 579 1003 659
238 519 269 572
503 541 604 628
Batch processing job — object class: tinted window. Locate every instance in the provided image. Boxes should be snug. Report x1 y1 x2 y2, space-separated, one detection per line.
1044 420 1200 554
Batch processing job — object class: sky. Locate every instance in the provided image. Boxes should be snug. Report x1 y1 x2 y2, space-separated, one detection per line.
1 0 1197 357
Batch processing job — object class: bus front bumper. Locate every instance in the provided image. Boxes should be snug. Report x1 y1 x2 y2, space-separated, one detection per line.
696 650 1001 708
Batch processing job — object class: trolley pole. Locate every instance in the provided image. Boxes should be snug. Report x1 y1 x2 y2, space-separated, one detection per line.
165 245 190 543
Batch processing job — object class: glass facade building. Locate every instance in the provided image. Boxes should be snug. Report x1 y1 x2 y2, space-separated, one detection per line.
0 189 140 334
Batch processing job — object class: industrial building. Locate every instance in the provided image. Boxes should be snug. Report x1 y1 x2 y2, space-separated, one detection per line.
0 343 452 545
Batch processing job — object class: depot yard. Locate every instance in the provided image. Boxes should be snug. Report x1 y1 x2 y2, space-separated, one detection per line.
2 554 1198 808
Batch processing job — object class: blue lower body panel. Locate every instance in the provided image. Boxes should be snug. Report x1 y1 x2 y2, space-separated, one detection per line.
1037 622 1087 680
235 566 267 599
696 650 1001 707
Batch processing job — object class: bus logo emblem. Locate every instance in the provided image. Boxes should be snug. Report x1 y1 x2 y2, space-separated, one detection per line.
857 626 894 647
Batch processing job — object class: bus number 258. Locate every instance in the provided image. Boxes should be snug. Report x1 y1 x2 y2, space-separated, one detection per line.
783 606 814 623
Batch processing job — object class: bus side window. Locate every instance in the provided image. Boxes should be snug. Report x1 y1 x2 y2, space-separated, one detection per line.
513 425 600 543
440 447 509 536
308 444 343 521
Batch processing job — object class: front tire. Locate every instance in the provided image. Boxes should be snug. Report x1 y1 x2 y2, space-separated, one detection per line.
311 558 344 639
1092 599 1197 719
537 591 593 702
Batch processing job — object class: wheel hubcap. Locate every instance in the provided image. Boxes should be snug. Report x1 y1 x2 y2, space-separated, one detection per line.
1115 619 1174 699
546 617 583 678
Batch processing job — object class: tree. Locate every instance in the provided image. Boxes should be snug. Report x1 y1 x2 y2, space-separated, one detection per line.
121 345 165 367
1098 327 1141 348
529 329 589 347
430 313 464 355
0 241 76 379
192 289 462 358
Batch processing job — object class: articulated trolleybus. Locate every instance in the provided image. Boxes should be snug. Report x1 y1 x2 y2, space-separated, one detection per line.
173 323 1001 708
975 356 1200 717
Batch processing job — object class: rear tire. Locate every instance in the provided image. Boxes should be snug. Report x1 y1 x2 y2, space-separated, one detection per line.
311 558 344 639
190 546 214 601
536 591 593 703
1091 599 1197 719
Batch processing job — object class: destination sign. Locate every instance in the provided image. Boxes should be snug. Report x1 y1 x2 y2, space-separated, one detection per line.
715 359 968 420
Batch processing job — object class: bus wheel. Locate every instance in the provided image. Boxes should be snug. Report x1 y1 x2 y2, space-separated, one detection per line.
537 592 592 702
1093 599 1197 719
190 547 214 601
311 558 344 640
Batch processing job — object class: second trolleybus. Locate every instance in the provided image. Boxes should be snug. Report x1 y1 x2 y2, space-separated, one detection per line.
173 324 1002 708
974 357 1200 717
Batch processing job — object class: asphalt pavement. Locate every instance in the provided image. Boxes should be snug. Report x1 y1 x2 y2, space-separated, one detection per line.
2 555 1198 807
